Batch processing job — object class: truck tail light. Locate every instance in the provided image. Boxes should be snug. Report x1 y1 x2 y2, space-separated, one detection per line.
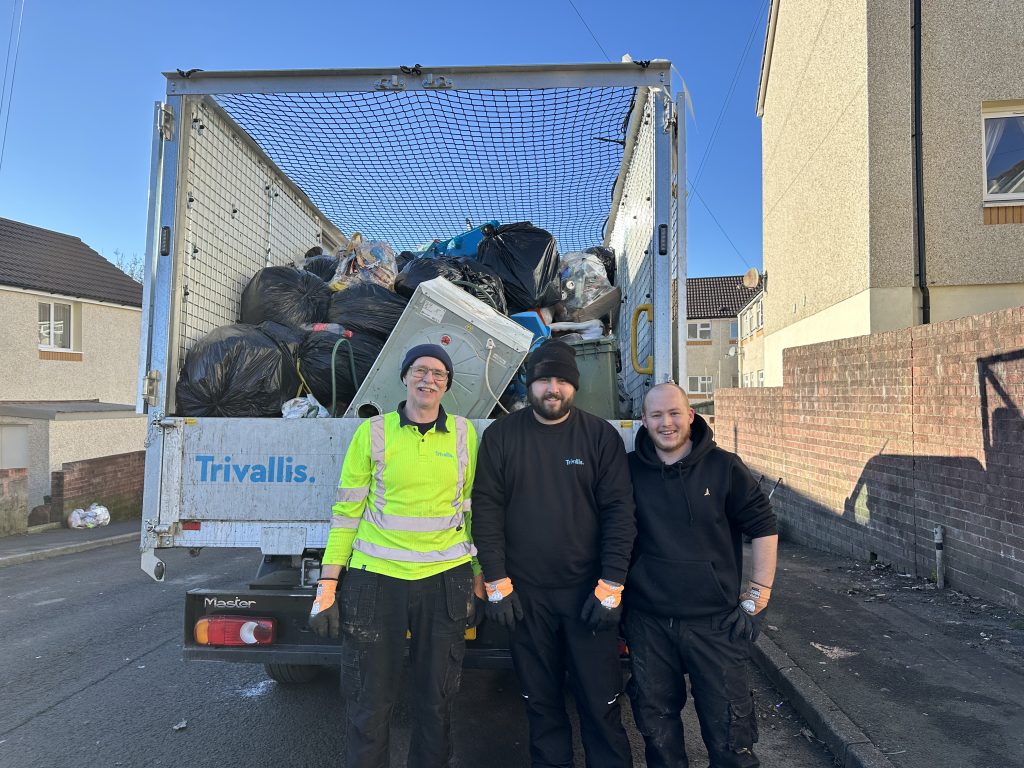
195 616 275 646
181 521 201 531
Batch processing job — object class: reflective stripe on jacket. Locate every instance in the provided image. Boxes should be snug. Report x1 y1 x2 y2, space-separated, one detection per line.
323 410 479 580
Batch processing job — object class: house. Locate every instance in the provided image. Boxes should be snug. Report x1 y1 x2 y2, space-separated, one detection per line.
685 275 759 403
0 217 146 529
738 289 765 387
756 0 1024 385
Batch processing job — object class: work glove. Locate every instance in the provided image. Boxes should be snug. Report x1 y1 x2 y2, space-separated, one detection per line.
580 579 624 631
721 581 772 644
485 577 524 630
468 573 488 629
309 576 340 639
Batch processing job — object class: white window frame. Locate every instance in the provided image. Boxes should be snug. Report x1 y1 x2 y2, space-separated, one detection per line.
982 108 1024 203
755 300 763 329
758 370 765 387
687 321 712 341
38 301 76 351
688 375 713 395
743 372 751 388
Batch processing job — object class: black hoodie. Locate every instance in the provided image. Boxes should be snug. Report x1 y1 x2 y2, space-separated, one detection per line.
626 413 776 619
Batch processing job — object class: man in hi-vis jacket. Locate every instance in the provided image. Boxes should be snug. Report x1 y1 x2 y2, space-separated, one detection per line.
309 343 485 768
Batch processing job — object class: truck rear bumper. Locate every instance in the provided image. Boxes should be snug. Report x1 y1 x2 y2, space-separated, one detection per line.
184 587 512 668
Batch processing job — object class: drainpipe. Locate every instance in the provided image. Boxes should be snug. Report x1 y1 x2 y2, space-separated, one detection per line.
912 0 930 324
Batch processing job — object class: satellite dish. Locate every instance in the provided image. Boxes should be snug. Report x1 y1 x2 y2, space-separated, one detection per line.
742 267 761 290
727 345 737 358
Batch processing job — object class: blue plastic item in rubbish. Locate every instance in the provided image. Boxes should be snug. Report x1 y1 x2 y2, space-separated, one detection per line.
510 310 551 346
425 221 499 259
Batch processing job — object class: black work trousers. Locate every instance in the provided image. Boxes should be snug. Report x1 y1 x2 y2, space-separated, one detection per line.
340 563 474 768
624 608 759 768
510 582 632 768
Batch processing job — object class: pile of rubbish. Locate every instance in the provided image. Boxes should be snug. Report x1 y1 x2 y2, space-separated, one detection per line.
175 221 623 418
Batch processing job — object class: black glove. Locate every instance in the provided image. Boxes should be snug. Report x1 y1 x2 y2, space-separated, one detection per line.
485 590 524 630
309 577 340 639
580 591 622 631
720 605 764 644
468 594 488 629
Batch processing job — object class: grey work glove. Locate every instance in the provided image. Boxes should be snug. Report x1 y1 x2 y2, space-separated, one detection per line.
720 605 765 644
309 577 340 639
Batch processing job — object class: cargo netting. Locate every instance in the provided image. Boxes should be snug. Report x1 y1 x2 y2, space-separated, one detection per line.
213 87 636 252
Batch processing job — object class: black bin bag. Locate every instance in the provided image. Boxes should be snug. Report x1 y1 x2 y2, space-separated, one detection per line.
394 256 508 314
326 284 409 344
240 266 331 328
477 222 561 314
296 331 382 413
303 254 340 283
175 322 304 417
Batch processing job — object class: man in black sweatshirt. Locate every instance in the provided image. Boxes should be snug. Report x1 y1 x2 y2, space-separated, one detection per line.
626 383 777 768
472 340 636 768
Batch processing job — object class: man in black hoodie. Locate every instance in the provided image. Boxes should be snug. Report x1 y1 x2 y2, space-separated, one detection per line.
472 340 636 768
626 383 777 768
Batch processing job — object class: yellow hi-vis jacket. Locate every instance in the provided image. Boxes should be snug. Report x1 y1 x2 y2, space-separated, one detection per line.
323 408 480 580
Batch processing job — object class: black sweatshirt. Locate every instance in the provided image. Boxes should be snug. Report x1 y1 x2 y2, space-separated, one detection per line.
627 414 777 618
472 406 636 588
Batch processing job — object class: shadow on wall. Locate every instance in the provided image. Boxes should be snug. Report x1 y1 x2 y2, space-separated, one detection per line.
840 349 1024 596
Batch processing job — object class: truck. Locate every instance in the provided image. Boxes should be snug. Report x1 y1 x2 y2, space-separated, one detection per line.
137 61 687 683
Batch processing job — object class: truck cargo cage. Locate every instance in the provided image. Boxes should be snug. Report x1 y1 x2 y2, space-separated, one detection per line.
138 63 683 579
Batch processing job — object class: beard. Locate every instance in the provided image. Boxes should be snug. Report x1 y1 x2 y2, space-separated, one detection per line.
528 387 574 421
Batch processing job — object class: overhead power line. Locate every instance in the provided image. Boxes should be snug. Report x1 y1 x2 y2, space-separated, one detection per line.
567 0 613 62
0 0 27 178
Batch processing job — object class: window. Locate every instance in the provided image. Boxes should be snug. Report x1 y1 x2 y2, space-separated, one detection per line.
984 111 1024 201
758 370 765 387
755 300 763 329
38 302 73 349
731 374 739 388
743 372 751 387
687 321 711 341
729 320 738 339
688 375 713 395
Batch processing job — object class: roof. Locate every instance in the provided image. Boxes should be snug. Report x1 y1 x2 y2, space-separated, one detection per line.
687 275 760 320
0 217 143 307
0 400 137 420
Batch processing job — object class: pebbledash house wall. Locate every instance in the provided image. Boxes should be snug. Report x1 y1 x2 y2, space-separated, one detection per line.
715 305 1024 609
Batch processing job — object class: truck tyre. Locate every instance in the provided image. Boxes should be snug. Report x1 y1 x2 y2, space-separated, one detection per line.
263 663 321 684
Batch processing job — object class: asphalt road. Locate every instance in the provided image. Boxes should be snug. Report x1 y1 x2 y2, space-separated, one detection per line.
0 544 835 768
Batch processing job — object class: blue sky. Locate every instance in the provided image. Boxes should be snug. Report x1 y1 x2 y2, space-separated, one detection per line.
0 0 768 278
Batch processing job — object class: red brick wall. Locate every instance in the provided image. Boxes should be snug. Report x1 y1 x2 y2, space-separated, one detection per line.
715 305 1024 609
47 451 145 525
0 467 29 536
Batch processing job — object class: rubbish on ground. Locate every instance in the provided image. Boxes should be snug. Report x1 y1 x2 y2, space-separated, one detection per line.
810 642 858 660
172 720 187 731
67 503 110 529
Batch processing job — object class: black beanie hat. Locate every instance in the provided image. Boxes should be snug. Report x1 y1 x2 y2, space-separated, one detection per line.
526 340 580 390
400 343 454 391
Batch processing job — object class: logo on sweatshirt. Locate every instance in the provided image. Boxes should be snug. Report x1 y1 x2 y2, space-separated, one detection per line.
565 458 585 466
704 488 711 496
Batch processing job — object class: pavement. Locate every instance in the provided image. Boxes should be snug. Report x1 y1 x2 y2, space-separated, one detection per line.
2 525 1022 768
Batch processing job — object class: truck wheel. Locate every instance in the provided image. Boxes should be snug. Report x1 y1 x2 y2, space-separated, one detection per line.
263 663 321 684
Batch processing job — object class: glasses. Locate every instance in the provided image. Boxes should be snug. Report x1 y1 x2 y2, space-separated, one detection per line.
409 366 449 381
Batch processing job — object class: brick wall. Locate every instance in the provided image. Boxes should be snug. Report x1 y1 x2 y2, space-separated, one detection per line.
715 305 1024 609
0 467 29 536
38 451 145 526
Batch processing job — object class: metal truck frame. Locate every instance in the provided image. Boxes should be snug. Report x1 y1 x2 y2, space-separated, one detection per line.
136 62 686 677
